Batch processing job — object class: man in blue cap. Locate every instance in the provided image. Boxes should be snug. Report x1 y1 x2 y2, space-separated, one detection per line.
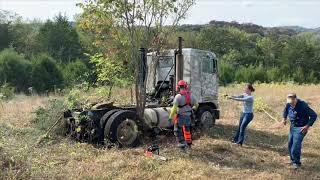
282 93 318 169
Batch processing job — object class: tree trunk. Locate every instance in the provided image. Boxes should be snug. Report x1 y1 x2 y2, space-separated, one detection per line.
107 83 113 101
135 48 147 121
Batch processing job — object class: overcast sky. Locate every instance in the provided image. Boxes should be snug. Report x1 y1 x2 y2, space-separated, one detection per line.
1 0 320 28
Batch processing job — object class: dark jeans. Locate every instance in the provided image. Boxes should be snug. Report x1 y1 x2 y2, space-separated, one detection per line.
288 126 306 165
233 112 254 145
174 115 192 146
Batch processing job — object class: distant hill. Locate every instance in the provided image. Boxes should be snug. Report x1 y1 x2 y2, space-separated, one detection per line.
178 20 320 37
278 26 320 33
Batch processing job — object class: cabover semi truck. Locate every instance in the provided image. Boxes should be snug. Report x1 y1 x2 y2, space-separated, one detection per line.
63 37 220 147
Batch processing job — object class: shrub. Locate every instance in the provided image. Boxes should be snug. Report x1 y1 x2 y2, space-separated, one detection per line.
31 54 64 93
219 61 235 85
234 65 268 84
62 60 90 87
0 83 15 100
0 48 31 92
33 99 66 136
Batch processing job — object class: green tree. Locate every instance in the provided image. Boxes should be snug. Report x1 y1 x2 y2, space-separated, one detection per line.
10 19 42 59
31 54 64 92
281 33 320 82
218 61 235 85
0 23 10 51
234 65 267 84
62 60 90 86
197 27 254 57
0 48 31 91
37 14 82 63
78 0 195 119
256 36 283 67
0 10 18 51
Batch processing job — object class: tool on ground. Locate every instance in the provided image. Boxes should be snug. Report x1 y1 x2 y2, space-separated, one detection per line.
146 144 160 155
144 144 167 161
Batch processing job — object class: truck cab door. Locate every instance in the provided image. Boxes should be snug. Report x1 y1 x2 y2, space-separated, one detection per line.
200 54 218 102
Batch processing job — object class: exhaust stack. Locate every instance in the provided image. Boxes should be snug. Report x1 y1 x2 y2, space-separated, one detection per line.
175 37 184 88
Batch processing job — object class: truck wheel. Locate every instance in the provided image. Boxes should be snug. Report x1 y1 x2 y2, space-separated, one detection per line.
198 106 215 131
105 110 140 147
100 109 120 129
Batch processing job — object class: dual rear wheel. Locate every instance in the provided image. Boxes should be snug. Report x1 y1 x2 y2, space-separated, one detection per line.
101 110 140 147
100 106 215 147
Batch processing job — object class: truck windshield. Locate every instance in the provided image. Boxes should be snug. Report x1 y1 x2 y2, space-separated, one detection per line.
158 56 174 68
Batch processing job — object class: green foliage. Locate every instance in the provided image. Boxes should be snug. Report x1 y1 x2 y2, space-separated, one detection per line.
78 0 195 90
31 54 64 93
218 61 235 86
64 86 114 109
62 60 90 86
197 27 254 58
90 53 133 87
64 88 83 109
0 23 10 51
266 68 286 82
196 25 320 84
253 97 272 112
3 7 320 88
37 14 82 63
0 83 15 100
234 65 267 84
10 19 42 59
33 99 66 135
0 48 31 91
0 10 19 51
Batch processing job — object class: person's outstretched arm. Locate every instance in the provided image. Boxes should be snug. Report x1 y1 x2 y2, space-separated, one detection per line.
231 95 244 98
230 95 253 102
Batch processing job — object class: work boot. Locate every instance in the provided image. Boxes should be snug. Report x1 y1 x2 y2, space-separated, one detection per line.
291 163 301 170
177 143 186 149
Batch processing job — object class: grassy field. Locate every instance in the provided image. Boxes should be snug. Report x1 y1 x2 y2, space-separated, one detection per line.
1 84 320 179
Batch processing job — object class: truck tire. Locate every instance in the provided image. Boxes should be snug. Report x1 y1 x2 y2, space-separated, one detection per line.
100 109 120 129
104 110 140 147
197 106 216 131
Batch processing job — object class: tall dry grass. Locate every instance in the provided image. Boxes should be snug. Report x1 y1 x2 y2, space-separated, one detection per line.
0 84 319 179
0 95 50 128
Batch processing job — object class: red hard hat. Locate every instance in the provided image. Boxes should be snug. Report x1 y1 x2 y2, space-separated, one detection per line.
178 80 187 87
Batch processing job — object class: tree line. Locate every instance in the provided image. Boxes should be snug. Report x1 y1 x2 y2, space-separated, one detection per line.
167 22 320 85
1 7 320 96
0 10 91 94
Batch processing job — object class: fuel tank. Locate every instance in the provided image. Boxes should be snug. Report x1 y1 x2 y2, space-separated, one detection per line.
144 107 173 129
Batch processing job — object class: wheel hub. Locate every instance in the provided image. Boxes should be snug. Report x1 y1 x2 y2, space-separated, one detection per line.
116 119 138 145
201 111 213 127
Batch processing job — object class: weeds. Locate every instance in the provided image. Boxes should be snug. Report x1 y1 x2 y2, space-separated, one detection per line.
0 83 15 101
33 99 66 136
0 84 319 179
0 146 31 179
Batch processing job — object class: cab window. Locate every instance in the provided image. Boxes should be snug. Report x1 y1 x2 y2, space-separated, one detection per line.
158 56 174 68
202 57 216 74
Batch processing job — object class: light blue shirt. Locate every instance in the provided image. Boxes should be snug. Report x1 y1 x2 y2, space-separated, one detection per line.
231 94 254 113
